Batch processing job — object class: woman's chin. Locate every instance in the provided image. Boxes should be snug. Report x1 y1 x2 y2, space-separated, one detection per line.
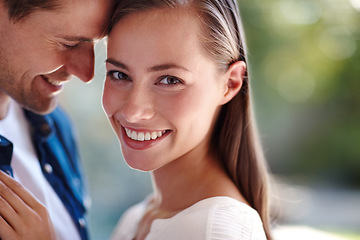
124 158 160 172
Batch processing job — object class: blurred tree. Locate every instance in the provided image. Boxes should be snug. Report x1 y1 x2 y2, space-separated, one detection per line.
238 0 360 187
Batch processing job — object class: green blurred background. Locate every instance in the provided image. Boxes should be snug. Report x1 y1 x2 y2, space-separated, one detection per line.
59 0 360 239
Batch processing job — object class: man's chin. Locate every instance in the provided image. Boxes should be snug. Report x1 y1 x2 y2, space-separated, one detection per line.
21 99 58 115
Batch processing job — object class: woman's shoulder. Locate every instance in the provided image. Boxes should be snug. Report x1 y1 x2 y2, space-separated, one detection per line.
111 198 149 240
111 196 267 240
203 197 267 239
150 196 267 240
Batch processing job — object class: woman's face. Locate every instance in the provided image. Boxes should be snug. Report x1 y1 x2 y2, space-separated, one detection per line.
103 8 228 171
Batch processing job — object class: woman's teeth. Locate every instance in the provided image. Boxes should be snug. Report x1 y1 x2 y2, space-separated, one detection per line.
125 128 166 141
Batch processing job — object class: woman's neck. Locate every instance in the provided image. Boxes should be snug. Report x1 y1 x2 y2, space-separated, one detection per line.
149 149 244 214
134 148 246 240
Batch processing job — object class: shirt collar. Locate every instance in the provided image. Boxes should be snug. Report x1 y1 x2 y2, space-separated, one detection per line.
23 109 54 139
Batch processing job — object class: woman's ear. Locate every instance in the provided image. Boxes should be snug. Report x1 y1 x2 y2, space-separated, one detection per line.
221 61 246 105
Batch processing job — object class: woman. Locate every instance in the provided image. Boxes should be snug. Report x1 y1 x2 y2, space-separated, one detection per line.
103 0 273 239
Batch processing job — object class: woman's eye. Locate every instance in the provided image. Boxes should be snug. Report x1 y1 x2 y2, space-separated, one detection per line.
158 76 182 85
107 71 130 81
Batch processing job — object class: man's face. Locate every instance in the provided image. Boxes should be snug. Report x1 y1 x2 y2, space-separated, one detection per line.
0 0 112 114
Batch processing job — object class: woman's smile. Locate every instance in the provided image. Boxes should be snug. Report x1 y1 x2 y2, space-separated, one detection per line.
124 127 168 141
121 126 171 150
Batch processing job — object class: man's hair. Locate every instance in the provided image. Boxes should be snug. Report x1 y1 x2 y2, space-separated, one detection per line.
3 0 60 22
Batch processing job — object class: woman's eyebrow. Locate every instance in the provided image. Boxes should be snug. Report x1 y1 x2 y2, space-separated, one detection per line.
148 64 190 72
105 58 130 71
105 58 190 73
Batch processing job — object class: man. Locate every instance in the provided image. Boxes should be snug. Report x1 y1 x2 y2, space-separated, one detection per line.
0 0 113 239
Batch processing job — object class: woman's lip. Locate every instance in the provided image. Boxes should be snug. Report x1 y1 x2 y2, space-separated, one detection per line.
121 126 170 150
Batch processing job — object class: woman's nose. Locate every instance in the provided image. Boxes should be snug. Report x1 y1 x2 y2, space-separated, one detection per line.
120 87 155 123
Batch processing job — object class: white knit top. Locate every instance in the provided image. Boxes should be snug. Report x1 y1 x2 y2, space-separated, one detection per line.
111 196 266 240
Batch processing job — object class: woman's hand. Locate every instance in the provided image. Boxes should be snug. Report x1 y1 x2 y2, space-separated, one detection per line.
0 170 55 240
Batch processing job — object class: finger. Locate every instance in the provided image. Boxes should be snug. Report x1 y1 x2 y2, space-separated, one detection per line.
0 170 39 210
0 171 41 233
0 172 53 240
0 183 23 232
0 215 16 240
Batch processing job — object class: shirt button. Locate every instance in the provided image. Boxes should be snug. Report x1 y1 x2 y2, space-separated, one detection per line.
44 163 53 174
40 123 51 136
78 218 86 228
84 197 92 209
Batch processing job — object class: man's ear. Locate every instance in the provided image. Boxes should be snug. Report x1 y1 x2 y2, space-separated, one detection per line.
221 61 246 105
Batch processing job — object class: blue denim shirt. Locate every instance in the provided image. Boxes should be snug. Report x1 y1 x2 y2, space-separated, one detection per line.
0 107 89 240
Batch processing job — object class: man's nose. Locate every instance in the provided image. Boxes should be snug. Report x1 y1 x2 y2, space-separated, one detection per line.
65 42 95 82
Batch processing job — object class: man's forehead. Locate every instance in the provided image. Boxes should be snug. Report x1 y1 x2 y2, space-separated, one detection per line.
49 0 112 39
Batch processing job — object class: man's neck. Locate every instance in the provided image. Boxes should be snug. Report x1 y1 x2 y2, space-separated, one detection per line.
0 93 11 120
